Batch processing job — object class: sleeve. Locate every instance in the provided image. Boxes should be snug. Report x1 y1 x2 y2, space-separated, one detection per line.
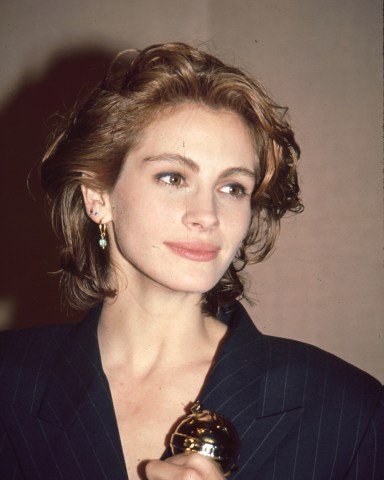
344 387 384 479
0 420 24 480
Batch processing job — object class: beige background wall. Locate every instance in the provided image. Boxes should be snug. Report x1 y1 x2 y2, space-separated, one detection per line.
0 0 382 381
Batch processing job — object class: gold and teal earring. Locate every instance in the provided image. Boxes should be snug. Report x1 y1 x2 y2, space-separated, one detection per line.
99 223 107 249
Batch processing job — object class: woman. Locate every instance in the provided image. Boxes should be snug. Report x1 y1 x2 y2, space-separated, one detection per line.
0 43 382 480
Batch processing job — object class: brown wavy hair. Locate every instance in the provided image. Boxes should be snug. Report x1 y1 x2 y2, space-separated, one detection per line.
40 42 303 316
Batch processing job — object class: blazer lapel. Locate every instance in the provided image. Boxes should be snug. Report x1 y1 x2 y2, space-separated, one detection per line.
37 308 128 479
199 302 304 477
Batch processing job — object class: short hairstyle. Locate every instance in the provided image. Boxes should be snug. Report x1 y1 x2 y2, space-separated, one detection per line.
40 42 303 316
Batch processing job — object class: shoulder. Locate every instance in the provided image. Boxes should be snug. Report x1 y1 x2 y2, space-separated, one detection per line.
0 324 76 406
0 306 102 411
224 301 382 405
265 334 382 407
265 330 380 384
0 323 75 364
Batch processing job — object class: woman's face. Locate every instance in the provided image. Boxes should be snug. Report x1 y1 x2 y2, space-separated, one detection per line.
105 103 257 295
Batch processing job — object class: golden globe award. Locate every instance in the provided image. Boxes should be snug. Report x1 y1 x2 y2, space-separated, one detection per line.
170 401 240 477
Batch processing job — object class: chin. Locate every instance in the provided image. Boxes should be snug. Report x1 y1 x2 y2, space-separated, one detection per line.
159 273 221 296
122 256 229 296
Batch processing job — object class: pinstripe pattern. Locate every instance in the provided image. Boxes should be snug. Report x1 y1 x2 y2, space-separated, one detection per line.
0 302 383 479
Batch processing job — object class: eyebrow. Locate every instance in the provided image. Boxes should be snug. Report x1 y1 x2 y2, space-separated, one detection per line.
142 153 257 180
142 153 199 173
220 167 257 181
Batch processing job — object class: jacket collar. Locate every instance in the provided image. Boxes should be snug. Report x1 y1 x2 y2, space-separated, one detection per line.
199 302 304 477
36 305 107 426
36 306 128 478
35 302 303 478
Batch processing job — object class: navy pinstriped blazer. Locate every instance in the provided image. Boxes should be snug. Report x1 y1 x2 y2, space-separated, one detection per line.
0 301 383 479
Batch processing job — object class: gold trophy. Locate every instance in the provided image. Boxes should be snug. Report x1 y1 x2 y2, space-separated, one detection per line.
170 401 240 476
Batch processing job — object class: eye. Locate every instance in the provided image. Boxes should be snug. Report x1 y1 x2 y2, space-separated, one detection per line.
156 172 186 187
220 183 247 197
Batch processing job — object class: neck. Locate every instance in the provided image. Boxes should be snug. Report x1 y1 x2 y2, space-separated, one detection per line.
97 279 225 378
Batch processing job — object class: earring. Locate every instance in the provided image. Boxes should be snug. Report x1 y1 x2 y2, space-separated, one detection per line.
99 223 107 249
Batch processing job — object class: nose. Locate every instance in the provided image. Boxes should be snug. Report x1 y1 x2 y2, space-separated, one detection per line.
182 190 220 231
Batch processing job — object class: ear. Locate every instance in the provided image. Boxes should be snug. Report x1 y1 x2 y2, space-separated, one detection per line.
81 185 113 224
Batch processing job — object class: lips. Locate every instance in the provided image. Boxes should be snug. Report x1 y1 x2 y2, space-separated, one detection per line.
164 241 220 262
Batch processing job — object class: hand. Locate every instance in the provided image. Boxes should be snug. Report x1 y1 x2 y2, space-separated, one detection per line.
145 452 225 480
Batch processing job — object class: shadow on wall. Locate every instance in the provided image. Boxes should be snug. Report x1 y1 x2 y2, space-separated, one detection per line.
0 46 115 329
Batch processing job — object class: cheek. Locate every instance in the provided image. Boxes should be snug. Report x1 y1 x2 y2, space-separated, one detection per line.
110 192 139 242
225 205 252 242
112 193 180 240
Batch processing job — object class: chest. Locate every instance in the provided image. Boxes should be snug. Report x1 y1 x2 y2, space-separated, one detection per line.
107 366 209 479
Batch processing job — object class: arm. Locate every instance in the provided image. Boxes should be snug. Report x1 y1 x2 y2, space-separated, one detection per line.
0 420 24 480
344 388 384 479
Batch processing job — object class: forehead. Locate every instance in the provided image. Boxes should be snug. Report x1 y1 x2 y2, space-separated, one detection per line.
128 102 257 166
